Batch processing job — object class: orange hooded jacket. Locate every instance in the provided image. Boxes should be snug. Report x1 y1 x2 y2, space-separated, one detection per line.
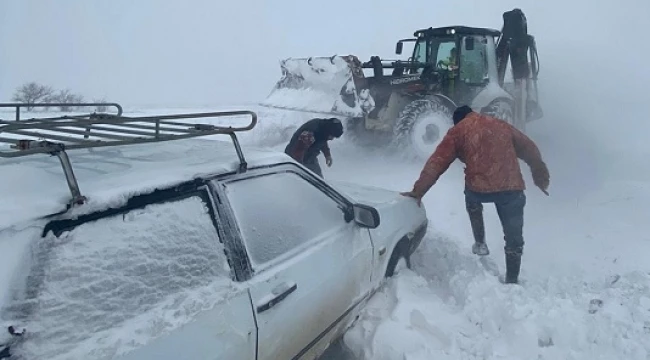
411 112 550 197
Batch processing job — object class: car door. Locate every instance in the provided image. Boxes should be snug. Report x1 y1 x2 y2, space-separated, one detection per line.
7 188 257 360
119 191 257 360
216 167 374 360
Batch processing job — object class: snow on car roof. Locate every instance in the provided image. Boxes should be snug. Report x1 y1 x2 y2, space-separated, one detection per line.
0 137 290 230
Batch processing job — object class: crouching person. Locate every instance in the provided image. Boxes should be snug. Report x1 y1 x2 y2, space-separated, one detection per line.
284 118 344 177
401 105 550 284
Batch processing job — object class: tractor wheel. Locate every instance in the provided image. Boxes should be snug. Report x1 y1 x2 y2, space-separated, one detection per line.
393 98 454 160
481 99 515 127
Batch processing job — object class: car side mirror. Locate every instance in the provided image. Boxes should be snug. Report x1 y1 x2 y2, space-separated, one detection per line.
352 203 380 229
395 41 403 55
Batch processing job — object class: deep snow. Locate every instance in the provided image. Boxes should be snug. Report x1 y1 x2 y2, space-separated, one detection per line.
1 104 649 359
323 114 650 359
245 105 650 359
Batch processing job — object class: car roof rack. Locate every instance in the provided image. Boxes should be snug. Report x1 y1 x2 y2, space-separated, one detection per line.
0 102 124 121
0 103 257 208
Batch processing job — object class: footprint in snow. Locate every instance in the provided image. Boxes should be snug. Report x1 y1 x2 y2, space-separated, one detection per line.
409 309 451 347
479 256 500 277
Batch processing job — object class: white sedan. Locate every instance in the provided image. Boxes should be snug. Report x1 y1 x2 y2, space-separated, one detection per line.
0 136 427 360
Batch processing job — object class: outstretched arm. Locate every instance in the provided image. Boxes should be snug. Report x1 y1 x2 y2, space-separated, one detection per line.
408 131 458 200
511 127 550 194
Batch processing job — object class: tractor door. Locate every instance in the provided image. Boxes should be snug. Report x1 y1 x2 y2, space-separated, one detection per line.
426 36 459 99
456 35 492 104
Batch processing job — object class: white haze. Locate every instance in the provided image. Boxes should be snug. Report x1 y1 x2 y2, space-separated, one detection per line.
2 0 647 194
1 1 647 112
1 1 650 358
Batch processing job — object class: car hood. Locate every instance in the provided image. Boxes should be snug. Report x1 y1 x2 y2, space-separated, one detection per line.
329 180 427 242
329 180 404 207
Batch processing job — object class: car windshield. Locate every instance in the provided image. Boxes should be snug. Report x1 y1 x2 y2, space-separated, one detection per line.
412 38 428 63
430 37 457 68
411 36 457 71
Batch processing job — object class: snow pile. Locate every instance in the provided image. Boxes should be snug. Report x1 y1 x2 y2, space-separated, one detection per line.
1 197 233 360
343 231 650 360
318 133 650 360
243 106 321 148
260 56 364 117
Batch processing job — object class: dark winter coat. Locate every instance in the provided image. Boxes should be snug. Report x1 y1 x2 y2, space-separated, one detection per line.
284 118 343 163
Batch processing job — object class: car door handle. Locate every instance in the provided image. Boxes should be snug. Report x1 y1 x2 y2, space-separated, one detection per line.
256 282 298 313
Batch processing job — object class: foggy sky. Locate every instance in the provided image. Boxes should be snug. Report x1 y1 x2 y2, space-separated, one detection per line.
2 0 647 109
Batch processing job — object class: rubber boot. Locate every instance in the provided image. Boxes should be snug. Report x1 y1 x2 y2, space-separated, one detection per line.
504 252 522 284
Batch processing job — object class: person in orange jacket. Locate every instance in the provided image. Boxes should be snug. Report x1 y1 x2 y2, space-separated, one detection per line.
401 105 550 284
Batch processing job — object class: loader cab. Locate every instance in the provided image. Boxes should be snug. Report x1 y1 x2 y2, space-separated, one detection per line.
403 26 501 104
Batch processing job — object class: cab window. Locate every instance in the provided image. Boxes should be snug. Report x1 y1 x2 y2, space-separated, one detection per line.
460 35 489 84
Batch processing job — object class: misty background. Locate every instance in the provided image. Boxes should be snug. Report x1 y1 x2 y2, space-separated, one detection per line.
1 1 646 106
0 0 648 181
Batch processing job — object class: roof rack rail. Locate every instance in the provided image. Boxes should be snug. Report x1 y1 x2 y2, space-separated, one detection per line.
0 102 123 121
0 106 258 208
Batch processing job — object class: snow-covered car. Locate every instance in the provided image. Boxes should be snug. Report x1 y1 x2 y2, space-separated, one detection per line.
0 109 427 360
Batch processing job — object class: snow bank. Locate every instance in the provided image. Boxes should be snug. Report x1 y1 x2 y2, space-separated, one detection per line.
344 230 650 360
121 106 318 149
320 133 650 360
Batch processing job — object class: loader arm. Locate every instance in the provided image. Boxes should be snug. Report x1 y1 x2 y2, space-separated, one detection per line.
495 8 540 86
495 8 543 127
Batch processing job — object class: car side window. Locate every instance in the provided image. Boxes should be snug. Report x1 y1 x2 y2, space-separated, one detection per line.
1 194 232 358
223 171 348 268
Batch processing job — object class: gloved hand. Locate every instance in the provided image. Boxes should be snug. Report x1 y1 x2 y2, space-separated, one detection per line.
325 156 333 167
400 191 423 207
532 168 550 196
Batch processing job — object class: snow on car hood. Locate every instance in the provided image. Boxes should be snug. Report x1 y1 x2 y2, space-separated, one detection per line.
329 180 405 207
330 180 427 242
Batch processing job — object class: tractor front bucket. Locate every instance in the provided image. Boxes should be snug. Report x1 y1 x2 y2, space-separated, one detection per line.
260 55 374 118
